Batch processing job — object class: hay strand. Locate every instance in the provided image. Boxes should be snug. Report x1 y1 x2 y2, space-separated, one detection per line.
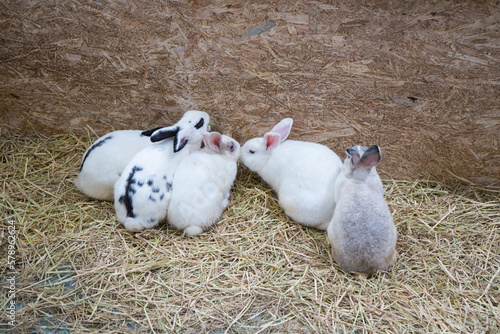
0 131 499 333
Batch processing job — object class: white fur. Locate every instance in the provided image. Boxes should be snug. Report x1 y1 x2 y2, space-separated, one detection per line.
327 145 397 275
114 111 210 231
239 118 343 230
167 133 240 236
75 130 155 201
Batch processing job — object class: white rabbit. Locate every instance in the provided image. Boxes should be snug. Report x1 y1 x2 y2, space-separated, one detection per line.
167 132 240 236
75 127 161 201
239 118 343 230
327 145 397 275
114 110 210 231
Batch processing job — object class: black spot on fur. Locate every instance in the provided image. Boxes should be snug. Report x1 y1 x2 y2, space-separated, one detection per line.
194 118 204 129
166 182 173 192
123 166 143 218
137 181 144 187
147 218 157 224
149 195 156 202
79 135 112 172
160 194 165 200
152 187 160 193
147 180 153 186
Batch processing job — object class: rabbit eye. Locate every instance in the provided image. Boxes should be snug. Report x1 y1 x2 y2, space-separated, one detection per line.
249 149 255 154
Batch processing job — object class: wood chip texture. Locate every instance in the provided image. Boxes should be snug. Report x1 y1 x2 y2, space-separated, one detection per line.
0 1 499 187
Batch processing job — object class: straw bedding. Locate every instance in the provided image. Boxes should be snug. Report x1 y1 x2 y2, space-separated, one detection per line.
0 130 499 333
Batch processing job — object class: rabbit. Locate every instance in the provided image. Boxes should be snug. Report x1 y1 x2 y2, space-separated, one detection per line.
327 145 397 275
75 127 162 201
114 110 210 231
239 118 343 230
167 132 240 236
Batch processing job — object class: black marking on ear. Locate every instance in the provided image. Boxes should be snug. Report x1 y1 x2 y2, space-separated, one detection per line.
79 135 113 172
194 118 204 129
346 147 358 156
360 145 381 167
123 166 143 218
150 126 179 143
173 134 179 152
346 147 362 168
364 145 380 157
173 133 188 153
141 127 162 137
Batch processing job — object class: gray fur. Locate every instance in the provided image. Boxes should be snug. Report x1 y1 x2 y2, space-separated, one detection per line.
327 145 397 275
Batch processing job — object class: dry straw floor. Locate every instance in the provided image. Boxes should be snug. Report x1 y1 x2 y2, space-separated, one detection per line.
1 130 499 333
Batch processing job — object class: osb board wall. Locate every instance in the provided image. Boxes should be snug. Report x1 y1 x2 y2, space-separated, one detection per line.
1 1 499 189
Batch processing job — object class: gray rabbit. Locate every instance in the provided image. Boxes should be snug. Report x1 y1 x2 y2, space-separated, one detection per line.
327 145 397 275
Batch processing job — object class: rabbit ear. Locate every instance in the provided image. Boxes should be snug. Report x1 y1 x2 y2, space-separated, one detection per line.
360 145 381 168
204 132 222 153
270 118 293 142
346 147 361 167
173 126 197 153
264 132 281 151
150 126 179 143
141 127 162 137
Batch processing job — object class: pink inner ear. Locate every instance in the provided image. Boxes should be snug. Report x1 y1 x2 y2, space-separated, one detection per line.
265 133 281 151
208 133 222 152
352 154 361 167
361 153 379 167
270 118 293 142
203 134 210 147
